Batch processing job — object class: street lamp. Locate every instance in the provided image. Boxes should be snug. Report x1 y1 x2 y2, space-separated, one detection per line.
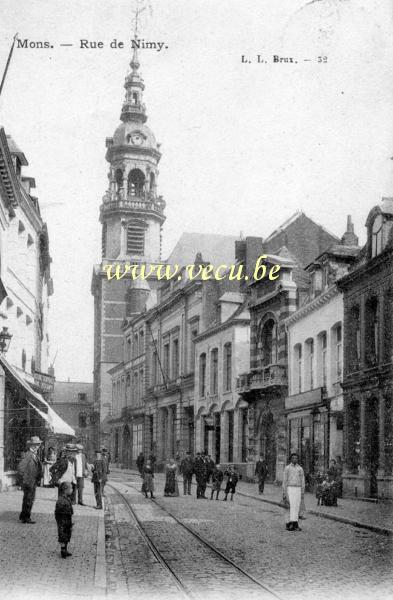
0 326 12 353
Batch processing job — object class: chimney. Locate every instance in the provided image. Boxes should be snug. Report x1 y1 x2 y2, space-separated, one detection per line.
341 215 359 246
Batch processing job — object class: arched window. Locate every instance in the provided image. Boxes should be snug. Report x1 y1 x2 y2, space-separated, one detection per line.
132 92 138 105
317 332 328 388
305 338 314 391
260 318 277 367
223 342 232 392
293 344 302 394
349 305 361 370
210 348 218 395
127 169 145 197
199 353 206 397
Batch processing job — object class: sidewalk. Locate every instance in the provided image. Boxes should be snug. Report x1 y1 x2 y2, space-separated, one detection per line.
112 468 393 536
0 481 106 600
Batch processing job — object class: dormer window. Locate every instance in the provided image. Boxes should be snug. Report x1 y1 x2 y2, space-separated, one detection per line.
371 214 383 257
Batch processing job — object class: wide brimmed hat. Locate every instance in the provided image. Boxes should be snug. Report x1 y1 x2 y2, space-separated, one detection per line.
75 443 84 450
64 443 78 452
26 436 42 446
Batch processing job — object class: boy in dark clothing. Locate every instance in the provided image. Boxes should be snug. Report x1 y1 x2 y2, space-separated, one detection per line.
55 482 73 558
223 465 239 501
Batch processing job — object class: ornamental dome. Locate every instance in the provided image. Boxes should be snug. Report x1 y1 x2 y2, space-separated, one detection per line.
112 121 158 151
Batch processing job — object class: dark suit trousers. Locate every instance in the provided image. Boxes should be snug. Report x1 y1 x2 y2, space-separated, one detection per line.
183 473 192 495
76 477 84 503
94 481 103 508
258 477 265 493
20 484 36 521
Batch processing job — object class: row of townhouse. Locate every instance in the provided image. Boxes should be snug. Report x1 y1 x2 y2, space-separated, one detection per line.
106 202 393 498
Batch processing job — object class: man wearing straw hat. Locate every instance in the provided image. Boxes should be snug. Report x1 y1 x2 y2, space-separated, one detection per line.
17 436 43 524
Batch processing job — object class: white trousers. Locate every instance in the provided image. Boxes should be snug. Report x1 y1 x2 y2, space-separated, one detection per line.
286 486 301 523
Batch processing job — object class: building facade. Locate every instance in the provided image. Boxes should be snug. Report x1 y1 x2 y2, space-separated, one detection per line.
52 381 95 459
338 199 393 499
0 128 73 490
285 219 359 483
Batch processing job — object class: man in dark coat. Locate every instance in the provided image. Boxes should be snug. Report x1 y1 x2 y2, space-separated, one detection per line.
92 450 107 509
194 452 208 499
179 451 194 495
50 443 78 503
17 436 43 524
136 452 145 475
255 455 268 494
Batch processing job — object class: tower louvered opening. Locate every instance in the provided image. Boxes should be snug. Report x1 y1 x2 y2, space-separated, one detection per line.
127 221 146 255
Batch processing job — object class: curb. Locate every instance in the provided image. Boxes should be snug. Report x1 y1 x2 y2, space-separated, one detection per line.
94 500 107 594
111 468 393 537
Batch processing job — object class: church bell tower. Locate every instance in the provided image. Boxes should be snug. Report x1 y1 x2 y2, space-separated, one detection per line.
92 48 166 439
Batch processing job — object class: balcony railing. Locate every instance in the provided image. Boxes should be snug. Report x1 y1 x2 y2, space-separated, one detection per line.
237 364 287 392
101 190 166 215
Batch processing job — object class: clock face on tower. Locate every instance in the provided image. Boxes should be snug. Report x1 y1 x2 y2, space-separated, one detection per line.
130 133 143 146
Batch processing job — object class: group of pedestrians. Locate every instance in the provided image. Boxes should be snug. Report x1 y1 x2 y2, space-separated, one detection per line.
17 436 111 558
137 451 240 502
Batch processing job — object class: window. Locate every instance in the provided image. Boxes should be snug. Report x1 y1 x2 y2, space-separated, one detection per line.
334 324 342 380
318 332 327 388
260 318 277 367
190 328 198 372
126 374 131 401
365 297 379 365
126 221 145 255
139 330 144 355
139 369 144 402
152 351 158 385
172 338 179 379
293 344 302 393
223 342 232 392
210 348 218 395
132 423 143 460
126 338 131 360
115 169 123 192
79 413 87 428
133 333 138 358
199 353 206 397
133 372 139 403
371 214 383 257
163 342 170 380
21 349 26 371
78 393 87 403
305 339 314 391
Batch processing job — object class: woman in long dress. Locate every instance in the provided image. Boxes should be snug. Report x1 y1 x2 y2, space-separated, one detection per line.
43 447 57 486
164 458 179 497
142 460 155 499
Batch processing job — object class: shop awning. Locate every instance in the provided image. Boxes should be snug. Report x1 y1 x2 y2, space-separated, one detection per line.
0 355 75 436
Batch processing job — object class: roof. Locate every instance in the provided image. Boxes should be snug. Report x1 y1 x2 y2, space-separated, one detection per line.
265 210 339 245
166 232 237 267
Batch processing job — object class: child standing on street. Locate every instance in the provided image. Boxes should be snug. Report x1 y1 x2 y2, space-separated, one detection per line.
55 481 73 558
223 465 239 501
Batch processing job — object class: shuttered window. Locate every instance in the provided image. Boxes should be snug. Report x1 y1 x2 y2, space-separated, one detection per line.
127 221 145 255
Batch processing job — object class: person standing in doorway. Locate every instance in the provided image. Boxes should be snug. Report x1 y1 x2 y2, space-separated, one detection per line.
17 436 43 524
255 455 268 494
136 452 145 475
282 453 305 531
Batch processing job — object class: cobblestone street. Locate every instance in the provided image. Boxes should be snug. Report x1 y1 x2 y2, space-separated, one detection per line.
106 472 393 600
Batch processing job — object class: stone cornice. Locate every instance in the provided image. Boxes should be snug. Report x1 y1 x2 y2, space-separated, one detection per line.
284 285 339 326
194 318 250 343
337 248 393 290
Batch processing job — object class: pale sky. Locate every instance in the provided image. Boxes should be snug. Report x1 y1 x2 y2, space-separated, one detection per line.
0 0 392 381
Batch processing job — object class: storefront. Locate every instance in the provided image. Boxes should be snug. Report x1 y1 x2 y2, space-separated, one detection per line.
0 356 75 490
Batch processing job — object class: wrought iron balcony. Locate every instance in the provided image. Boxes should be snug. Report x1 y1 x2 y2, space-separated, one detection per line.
238 364 287 392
